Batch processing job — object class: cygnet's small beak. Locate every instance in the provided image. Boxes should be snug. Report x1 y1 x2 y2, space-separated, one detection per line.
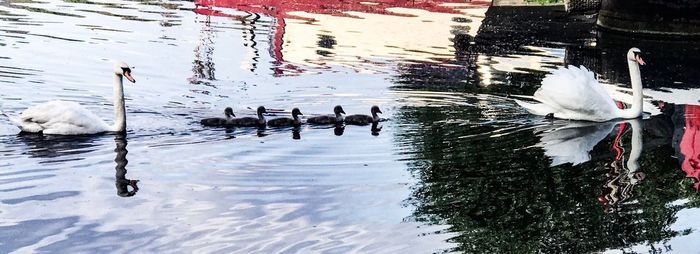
341 109 346 114
635 55 645 65
378 109 383 114
124 72 136 83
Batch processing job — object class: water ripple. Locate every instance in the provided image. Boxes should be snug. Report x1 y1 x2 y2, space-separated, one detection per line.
1 0 699 253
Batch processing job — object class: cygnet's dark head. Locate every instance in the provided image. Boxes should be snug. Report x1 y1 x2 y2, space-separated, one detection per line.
257 106 267 115
291 108 303 118
224 107 235 118
371 105 382 115
333 105 346 115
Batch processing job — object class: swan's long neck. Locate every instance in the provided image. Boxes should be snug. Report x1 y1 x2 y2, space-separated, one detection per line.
113 74 126 132
619 60 644 119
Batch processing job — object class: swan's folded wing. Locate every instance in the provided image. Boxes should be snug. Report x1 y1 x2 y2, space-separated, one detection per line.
18 101 111 133
534 66 619 119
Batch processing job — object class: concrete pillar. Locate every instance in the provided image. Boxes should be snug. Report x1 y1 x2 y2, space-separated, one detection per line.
597 0 700 36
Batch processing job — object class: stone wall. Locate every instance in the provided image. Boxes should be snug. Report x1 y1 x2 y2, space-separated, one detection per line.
565 0 601 12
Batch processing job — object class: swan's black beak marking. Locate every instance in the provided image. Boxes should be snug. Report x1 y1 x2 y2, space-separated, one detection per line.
634 52 645 66
122 67 136 83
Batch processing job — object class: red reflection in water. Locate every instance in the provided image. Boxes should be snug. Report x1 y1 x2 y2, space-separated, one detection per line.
195 0 491 19
680 105 700 190
193 0 490 76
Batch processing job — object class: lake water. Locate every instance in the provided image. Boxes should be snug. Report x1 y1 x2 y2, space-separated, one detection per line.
1 0 700 253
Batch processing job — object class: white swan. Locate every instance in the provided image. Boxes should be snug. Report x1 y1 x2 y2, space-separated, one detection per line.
516 47 646 122
6 61 136 135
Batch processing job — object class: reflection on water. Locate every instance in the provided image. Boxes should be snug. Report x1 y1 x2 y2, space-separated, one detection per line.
397 102 700 253
535 121 617 166
659 103 700 190
13 134 103 159
1 0 700 253
190 15 217 86
113 134 139 197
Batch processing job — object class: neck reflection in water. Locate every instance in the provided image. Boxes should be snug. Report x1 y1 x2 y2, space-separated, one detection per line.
114 134 139 197
600 120 645 212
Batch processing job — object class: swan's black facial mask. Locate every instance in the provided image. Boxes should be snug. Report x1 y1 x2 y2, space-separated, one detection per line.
633 52 645 65
121 67 136 83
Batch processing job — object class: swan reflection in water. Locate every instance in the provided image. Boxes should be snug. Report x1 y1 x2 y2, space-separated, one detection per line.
535 120 619 167
12 133 139 197
598 120 644 212
536 100 700 209
114 134 139 197
535 118 644 211
15 133 102 159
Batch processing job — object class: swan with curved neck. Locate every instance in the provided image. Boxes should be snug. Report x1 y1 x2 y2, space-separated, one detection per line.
8 61 136 135
516 48 646 122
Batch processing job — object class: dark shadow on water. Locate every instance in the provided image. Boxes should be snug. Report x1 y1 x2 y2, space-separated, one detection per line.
565 31 700 89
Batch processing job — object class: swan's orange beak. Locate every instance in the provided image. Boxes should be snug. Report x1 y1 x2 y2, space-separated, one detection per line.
124 71 136 83
635 55 645 65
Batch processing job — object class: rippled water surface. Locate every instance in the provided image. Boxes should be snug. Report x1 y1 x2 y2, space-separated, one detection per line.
2 0 700 253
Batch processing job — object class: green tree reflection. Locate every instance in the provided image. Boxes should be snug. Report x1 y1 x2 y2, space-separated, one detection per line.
395 103 699 253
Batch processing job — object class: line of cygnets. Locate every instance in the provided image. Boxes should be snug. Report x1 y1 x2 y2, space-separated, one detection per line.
200 105 383 128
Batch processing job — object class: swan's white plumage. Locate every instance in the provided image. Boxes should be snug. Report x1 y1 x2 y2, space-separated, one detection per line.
518 48 646 122
517 65 620 121
13 100 111 135
5 60 134 135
